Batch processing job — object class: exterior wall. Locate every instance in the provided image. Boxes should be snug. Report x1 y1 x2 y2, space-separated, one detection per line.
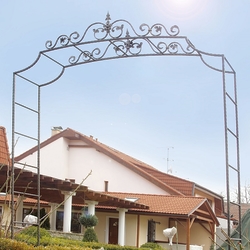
167 220 212 250
1 204 11 227
189 222 212 250
68 145 169 194
93 211 139 245
195 189 215 211
16 138 70 180
125 214 138 246
138 215 169 247
94 211 113 243
16 138 169 195
94 212 170 247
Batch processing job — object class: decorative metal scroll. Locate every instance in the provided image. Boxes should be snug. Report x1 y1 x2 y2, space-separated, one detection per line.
12 13 241 249
45 12 195 61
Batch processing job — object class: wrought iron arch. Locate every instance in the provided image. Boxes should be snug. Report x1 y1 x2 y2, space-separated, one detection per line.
11 13 241 248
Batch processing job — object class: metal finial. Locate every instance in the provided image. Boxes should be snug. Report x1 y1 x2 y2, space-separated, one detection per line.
125 29 130 38
106 12 111 24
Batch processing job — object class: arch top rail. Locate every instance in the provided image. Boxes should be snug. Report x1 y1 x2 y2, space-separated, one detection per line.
45 12 181 50
14 13 232 88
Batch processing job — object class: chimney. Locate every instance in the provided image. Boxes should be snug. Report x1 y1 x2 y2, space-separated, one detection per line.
51 126 63 136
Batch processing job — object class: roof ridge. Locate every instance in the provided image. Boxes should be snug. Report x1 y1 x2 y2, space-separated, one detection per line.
104 191 205 200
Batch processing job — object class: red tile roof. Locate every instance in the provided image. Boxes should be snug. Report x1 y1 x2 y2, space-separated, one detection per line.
135 164 194 196
104 192 205 215
0 195 48 205
0 127 10 166
102 192 219 225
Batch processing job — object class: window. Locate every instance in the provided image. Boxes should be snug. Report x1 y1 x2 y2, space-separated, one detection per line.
71 212 81 233
56 211 82 233
147 219 156 242
23 208 37 220
56 211 64 231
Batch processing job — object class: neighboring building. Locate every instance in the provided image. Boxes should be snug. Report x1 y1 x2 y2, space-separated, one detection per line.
0 126 11 227
1 127 226 250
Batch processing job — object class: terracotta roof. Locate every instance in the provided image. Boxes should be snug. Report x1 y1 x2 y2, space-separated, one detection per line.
102 192 219 225
0 195 48 205
104 192 203 214
0 127 10 166
135 164 194 196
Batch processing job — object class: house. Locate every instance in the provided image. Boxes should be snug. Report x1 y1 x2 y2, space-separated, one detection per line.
1 126 225 250
0 126 11 226
0 126 148 241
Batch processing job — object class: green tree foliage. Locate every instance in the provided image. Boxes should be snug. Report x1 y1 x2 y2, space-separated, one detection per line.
140 242 164 250
82 228 98 243
18 226 51 238
79 214 98 228
79 213 99 242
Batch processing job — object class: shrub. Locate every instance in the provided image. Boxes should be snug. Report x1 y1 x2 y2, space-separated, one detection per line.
0 238 35 250
79 214 98 228
0 237 92 249
82 227 98 242
80 213 99 242
140 242 164 250
18 226 51 238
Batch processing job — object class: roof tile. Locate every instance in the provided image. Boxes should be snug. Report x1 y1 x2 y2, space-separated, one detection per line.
0 127 10 166
104 192 205 215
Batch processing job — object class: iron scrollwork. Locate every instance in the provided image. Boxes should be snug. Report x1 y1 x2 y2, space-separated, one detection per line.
45 13 196 66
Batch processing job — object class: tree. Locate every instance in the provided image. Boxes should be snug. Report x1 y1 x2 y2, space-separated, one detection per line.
79 213 99 242
231 182 250 204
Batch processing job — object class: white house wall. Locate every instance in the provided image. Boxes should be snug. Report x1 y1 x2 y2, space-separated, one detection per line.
16 137 70 180
95 211 170 247
16 138 168 194
68 145 168 194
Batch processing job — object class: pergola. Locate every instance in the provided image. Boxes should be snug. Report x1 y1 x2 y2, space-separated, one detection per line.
0 165 149 209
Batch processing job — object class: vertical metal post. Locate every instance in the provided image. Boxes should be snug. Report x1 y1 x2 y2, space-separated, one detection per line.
37 86 41 245
11 73 16 239
234 71 242 240
221 55 231 249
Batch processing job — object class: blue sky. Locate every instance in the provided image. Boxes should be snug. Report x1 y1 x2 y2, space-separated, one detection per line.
1 0 250 197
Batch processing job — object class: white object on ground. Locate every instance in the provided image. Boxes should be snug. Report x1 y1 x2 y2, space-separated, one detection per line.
23 214 38 226
163 227 177 245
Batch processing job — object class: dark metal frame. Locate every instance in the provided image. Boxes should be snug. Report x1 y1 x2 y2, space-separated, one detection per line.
11 13 241 248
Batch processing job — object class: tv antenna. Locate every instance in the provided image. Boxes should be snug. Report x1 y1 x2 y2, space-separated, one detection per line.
167 147 174 174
